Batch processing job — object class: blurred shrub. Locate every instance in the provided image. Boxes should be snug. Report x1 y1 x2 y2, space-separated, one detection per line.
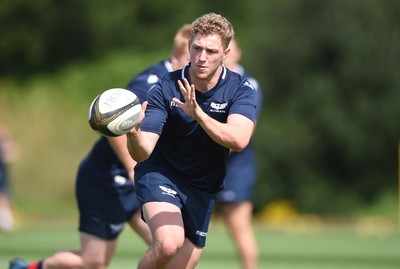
248 0 400 214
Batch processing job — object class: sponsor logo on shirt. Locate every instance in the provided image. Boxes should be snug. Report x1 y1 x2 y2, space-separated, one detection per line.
210 102 228 113
159 185 177 198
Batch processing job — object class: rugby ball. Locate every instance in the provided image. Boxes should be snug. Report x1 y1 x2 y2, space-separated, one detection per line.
88 88 141 137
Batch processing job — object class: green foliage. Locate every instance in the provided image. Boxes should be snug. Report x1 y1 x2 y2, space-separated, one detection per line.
0 0 92 75
247 0 400 213
0 49 167 212
0 0 252 77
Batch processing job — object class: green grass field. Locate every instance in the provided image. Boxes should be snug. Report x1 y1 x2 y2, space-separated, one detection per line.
1 216 399 269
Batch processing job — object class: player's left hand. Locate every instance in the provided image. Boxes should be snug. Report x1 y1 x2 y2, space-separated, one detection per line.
173 78 205 122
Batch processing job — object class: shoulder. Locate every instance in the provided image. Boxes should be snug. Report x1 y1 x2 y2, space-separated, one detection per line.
242 71 260 92
154 68 184 91
131 60 170 83
227 64 261 92
126 60 170 88
224 68 254 91
146 65 187 100
126 60 171 101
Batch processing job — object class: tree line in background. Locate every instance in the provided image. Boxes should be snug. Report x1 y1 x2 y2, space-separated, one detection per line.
1 0 399 214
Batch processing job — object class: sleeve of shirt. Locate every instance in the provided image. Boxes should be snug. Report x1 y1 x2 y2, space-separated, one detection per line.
246 77 263 119
140 82 168 135
229 80 258 123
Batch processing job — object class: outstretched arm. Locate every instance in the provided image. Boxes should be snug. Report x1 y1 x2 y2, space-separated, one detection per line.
126 102 160 163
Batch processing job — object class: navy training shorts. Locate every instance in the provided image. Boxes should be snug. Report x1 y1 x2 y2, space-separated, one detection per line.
76 159 141 240
135 171 217 247
217 149 257 204
0 163 10 196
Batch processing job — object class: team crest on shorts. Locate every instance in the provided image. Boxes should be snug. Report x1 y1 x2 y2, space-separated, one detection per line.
159 185 177 198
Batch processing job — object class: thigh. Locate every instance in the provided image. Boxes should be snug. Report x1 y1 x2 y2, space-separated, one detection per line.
221 201 253 225
127 210 152 246
80 232 117 267
143 201 184 243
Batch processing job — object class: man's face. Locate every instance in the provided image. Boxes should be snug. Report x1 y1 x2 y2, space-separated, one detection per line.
189 33 226 80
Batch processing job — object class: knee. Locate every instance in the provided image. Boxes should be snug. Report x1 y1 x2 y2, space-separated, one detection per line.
155 236 185 260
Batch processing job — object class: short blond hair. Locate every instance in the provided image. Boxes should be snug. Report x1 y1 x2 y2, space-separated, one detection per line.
191 13 234 50
172 24 192 56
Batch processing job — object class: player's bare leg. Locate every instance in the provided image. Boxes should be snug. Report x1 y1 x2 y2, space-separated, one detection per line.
137 202 185 269
221 201 258 269
128 210 152 246
42 232 117 269
0 194 13 233
166 239 203 269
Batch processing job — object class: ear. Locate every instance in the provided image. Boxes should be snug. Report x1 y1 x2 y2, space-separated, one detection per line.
223 48 230 60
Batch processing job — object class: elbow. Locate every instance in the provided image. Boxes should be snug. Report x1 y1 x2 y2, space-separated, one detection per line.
128 150 149 163
127 145 150 163
230 139 250 153
231 145 245 153
135 155 149 163
227 121 254 152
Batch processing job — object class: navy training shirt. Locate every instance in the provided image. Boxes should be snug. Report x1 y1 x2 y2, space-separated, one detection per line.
136 64 258 193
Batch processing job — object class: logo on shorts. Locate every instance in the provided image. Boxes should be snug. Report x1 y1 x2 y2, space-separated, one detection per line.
159 185 177 198
110 223 124 234
196 230 207 237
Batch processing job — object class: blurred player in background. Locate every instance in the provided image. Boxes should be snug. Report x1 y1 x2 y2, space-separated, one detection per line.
0 124 15 233
9 24 192 269
217 38 263 269
126 13 257 269
125 24 191 104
